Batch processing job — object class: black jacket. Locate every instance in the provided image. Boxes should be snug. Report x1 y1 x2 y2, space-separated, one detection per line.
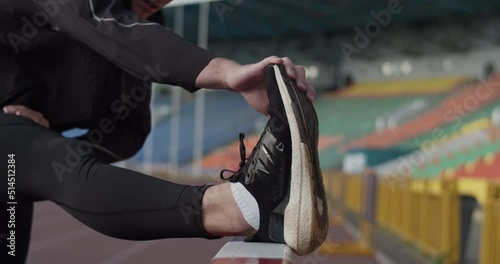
0 0 216 162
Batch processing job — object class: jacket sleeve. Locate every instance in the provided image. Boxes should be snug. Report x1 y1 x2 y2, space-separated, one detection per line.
42 0 216 92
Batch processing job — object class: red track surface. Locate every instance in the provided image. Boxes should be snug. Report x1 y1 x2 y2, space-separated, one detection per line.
27 201 228 264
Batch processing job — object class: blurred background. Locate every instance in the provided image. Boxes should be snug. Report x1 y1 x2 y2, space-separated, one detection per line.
32 0 500 263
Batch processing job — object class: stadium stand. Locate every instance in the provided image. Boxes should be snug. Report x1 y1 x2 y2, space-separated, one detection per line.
375 103 500 178
450 144 500 179
134 91 265 164
317 77 463 169
335 76 467 97
320 96 444 167
375 123 497 177
345 75 500 150
397 102 500 150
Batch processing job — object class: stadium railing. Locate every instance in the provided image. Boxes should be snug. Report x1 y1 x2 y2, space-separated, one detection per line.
480 182 500 264
330 173 500 264
320 171 375 256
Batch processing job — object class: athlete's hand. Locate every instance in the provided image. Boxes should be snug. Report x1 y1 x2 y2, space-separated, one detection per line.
226 56 317 115
3 105 50 128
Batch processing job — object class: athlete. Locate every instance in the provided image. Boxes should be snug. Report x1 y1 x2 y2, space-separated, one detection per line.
0 0 328 262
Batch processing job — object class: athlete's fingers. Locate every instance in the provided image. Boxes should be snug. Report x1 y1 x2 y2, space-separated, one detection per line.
38 118 50 128
14 106 36 119
306 81 316 102
3 105 50 128
282 57 296 79
6 105 38 118
17 110 49 128
259 56 283 68
295 65 307 91
4 106 24 115
15 109 38 122
3 105 19 114
4 105 27 113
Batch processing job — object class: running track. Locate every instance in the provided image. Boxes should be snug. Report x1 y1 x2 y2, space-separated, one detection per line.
27 201 379 264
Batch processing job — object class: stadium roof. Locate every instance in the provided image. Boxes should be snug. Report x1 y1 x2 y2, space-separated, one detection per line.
163 0 500 41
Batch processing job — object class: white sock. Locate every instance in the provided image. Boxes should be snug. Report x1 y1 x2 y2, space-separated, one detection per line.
230 182 260 231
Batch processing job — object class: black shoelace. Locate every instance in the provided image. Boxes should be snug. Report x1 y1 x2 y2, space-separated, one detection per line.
220 133 248 180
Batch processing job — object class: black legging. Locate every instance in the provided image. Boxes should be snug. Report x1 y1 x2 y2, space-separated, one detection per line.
0 113 217 263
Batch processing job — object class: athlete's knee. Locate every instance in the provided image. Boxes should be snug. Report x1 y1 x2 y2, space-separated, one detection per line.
50 140 96 183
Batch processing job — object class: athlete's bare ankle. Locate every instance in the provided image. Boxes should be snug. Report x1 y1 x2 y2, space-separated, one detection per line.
201 183 256 237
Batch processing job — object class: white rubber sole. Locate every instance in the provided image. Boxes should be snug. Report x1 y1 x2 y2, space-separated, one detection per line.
272 65 327 256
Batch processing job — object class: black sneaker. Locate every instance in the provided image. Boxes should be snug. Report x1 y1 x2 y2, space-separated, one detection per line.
220 64 328 256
